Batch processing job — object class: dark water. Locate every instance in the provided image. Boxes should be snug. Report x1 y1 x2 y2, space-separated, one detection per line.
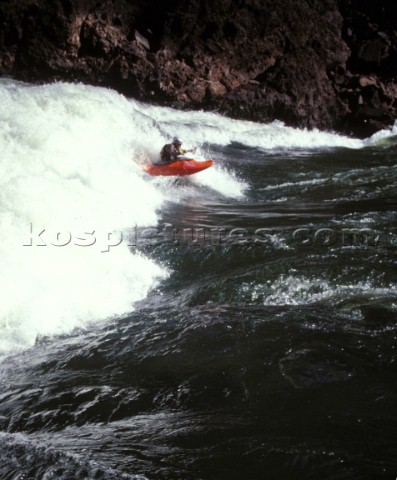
1 139 396 480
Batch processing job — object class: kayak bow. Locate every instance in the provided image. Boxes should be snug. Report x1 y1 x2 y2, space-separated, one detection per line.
143 158 214 176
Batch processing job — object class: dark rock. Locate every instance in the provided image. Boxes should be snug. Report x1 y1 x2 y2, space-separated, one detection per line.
0 0 395 137
358 75 377 88
134 30 150 50
338 0 397 135
358 38 389 63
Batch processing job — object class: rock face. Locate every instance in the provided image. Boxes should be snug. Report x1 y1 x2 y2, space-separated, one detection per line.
0 0 395 137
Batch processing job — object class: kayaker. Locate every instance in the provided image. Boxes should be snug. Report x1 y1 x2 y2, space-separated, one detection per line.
159 137 193 164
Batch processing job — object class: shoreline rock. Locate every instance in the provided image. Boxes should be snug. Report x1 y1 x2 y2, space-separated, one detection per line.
0 0 395 138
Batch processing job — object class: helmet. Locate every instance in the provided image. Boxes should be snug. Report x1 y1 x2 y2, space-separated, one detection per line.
172 137 182 145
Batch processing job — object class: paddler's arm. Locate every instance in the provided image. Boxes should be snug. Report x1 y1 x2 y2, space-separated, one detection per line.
178 147 196 155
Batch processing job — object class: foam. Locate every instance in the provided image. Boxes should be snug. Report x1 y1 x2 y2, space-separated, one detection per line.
0 79 251 357
241 275 397 307
139 103 365 150
0 80 168 356
364 120 397 146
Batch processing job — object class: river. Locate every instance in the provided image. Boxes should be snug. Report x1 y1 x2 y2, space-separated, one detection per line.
0 79 396 479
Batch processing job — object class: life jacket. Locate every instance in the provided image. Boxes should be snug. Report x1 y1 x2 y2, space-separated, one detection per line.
160 143 180 162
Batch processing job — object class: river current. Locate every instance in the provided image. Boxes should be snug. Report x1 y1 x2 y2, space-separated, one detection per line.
0 79 396 479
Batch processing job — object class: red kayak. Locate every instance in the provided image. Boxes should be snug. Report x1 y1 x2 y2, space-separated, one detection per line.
143 158 214 176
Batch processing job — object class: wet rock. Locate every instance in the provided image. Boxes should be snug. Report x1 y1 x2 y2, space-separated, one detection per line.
358 38 389 63
0 0 395 137
207 80 227 98
358 75 377 88
134 30 150 50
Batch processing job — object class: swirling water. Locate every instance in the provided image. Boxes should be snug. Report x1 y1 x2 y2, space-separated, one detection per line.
0 79 396 480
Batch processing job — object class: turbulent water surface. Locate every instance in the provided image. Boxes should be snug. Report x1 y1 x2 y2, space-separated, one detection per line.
0 79 396 480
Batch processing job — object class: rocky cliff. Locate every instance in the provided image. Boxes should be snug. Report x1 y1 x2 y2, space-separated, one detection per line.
0 0 396 137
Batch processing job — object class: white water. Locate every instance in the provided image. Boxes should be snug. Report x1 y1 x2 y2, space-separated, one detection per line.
0 79 395 357
139 103 366 150
238 274 397 308
0 79 246 356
